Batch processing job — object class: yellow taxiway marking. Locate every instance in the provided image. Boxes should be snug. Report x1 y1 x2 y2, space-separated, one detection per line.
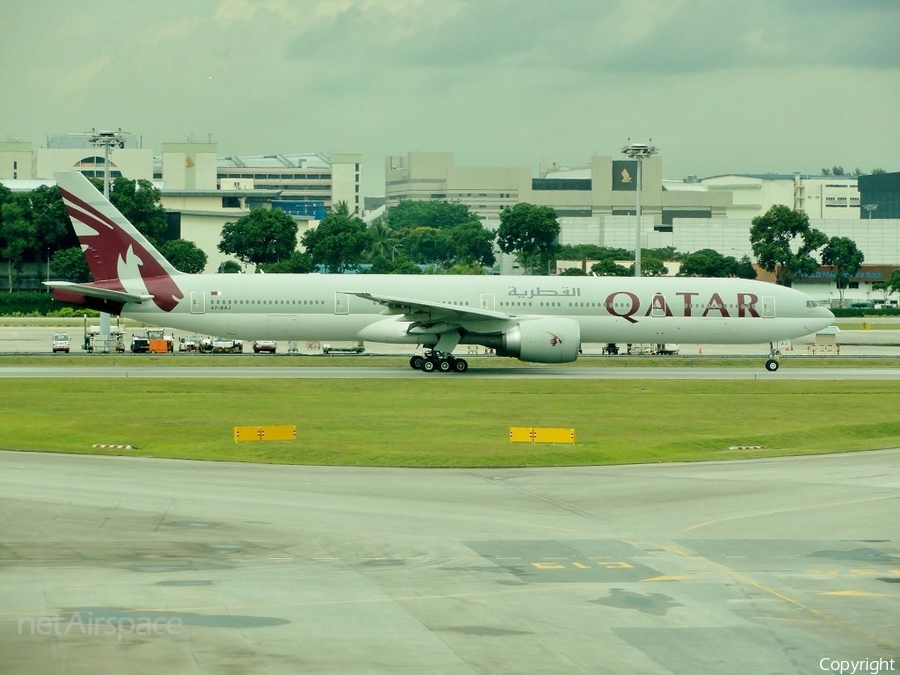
821 591 892 598
681 493 899 534
642 574 697 582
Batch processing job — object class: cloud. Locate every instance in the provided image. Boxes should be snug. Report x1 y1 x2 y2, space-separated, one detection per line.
55 55 112 93
283 0 900 78
142 16 204 46
214 0 299 27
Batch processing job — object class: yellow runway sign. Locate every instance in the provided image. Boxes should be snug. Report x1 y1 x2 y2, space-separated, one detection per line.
509 427 575 444
234 425 297 442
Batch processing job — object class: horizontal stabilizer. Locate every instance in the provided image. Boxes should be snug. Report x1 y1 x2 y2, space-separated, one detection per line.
44 281 153 304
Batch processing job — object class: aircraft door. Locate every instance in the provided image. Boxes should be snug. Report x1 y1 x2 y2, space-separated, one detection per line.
190 291 205 314
334 292 349 315
762 295 775 318
481 293 495 312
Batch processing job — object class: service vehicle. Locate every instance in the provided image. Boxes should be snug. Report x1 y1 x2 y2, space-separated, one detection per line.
52 333 71 353
83 325 125 353
253 340 277 353
322 342 365 355
211 337 243 353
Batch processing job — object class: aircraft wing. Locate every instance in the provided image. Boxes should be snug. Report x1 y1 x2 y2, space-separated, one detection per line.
44 281 154 304
345 291 511 325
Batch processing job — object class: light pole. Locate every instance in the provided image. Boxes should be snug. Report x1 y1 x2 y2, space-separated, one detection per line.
88 129 127 198
621 140 658 277
863 204 877 220
87 128 128 348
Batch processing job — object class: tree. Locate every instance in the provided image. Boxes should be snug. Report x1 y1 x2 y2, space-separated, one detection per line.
0 195 36 292
590 259 630 276
628 257 668 277
365 253 422 275
218 260 242 273
401 227 452 266
497 203 560 275
872 281 891 304
257 251 314 274
445 262 486 275
678 249 748 278
108 177 168 247
219 208 299 268
733 255 758 279
448 220 496 268
750 205 827 286
29 185 76 255
871 168 886 175
559 267 587 276
831 166 845 176
365 221 400 261
50 246 92 283
821 237 864 303
384 200 478 232
160 239 208 274
889 269 900 295
300 201 370 273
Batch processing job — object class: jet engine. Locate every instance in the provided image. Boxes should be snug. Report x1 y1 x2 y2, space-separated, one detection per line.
495 318 580 363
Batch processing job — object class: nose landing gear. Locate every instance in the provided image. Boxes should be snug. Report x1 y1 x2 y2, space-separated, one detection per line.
765 342 781 371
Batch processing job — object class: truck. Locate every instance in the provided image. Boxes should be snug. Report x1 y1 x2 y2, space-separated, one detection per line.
145 328 174 353
83 325 125 353
130 335 150 353
211 337 243 354
178 336 204 352
322 342 365 355
52 333 71 353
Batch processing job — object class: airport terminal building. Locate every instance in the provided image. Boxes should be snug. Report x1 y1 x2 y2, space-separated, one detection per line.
0 137 362 273
1 139 897 301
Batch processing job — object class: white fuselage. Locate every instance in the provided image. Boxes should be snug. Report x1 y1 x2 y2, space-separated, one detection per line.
120 273 834 347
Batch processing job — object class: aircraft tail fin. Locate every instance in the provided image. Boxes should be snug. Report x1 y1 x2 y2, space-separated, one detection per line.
52 171 184 313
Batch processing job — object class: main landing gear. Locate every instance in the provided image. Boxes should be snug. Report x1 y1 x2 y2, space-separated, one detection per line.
765 342 781 372
409 351 469 373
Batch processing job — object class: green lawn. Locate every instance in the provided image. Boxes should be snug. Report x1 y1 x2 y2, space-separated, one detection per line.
3 378 898 467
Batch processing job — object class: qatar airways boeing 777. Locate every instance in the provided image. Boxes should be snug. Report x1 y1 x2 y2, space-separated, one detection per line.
46 171 834 372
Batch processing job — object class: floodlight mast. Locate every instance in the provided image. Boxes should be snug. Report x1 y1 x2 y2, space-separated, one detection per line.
88 128 129 198
86 128 129 344
621 140 658 277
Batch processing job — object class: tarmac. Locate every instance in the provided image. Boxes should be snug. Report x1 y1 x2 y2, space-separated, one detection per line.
2 316 900 359
1 450 897 674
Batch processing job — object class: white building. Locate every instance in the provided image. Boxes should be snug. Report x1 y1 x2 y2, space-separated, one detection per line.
700 173 860 220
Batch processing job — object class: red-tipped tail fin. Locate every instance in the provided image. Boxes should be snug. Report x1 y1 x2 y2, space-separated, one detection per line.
53 171 184 313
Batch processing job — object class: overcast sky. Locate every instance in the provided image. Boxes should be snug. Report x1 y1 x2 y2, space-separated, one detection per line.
2 0 898 196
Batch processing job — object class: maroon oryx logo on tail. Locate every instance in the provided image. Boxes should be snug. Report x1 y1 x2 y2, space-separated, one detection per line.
59 182 183 313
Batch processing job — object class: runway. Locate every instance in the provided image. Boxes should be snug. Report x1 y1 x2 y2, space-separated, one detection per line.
1 450 897 674
3 364 900 379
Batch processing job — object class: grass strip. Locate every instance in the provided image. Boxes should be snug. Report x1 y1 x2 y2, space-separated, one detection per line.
2 379 898 467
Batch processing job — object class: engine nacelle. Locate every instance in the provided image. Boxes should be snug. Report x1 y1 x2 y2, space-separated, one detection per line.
498 318 580 363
